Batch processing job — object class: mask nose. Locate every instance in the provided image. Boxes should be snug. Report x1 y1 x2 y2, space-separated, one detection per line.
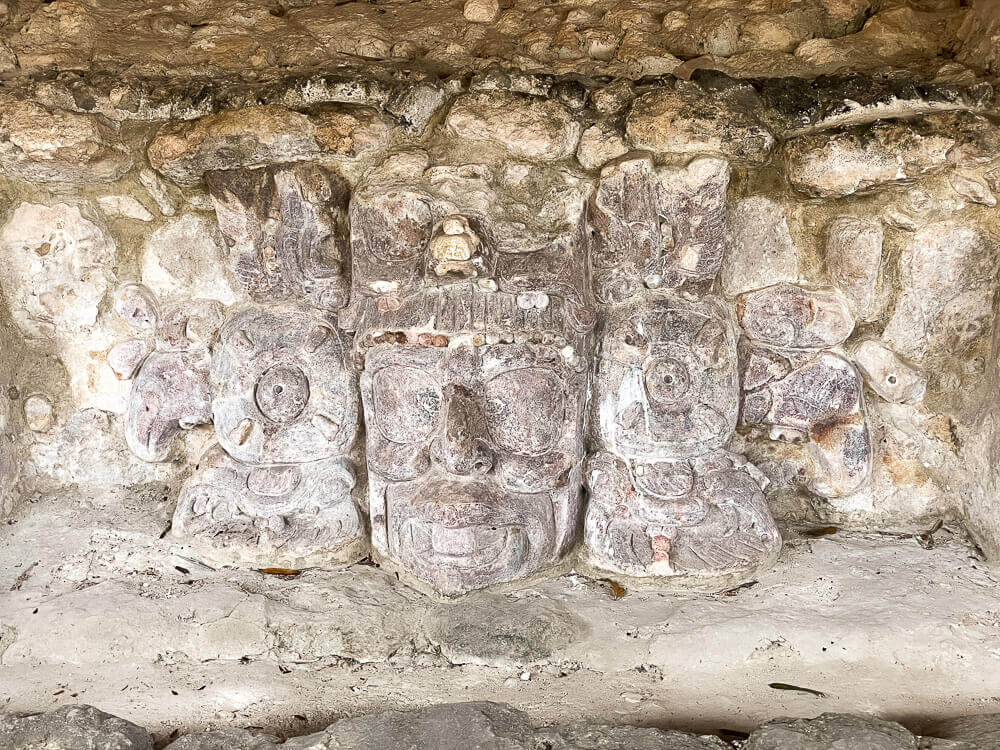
432 384 495 477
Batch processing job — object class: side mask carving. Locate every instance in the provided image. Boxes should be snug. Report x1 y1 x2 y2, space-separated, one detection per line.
116 163 367 569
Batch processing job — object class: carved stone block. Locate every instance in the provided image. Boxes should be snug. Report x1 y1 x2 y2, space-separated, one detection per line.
740 344 872 497
582 450 779 586
582 293 780 588
735 283 855 350
171 444 364 568
212 304 358 466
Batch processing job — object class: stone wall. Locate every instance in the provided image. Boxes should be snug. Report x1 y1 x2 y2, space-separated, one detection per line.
0 67 996 570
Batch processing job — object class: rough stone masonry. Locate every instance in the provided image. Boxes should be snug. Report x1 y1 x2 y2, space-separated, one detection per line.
0 0 997 744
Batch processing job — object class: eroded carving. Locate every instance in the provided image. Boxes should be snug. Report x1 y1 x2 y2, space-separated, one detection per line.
740 344 872 498
735 284 855 350
582 294 780 588
345 160 594 597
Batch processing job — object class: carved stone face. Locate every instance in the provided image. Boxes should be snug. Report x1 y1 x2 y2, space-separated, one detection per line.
361 340 586 596
583 294 779 585
592 295 738 460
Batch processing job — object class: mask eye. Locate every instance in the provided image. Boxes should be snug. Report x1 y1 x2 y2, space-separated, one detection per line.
372 366 442 443
643 357 691 406
485 367 566 456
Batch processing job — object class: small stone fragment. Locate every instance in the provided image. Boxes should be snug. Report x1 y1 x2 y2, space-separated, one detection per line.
852 340 927 404
825 216 883 320
445 91 580 161
114 283 160 333
98 195 154 222
721 197 799 297
23 394 54 432
138 167 178 217
107 339 150 381
463 0 499 23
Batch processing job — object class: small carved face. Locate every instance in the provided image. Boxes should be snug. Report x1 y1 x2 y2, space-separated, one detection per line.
592 295 738 461
211 305 358 465
361 341 586 596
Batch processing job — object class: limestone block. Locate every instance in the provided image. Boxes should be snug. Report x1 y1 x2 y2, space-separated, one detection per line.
783 121 954 198
825 216 883 321
141 213 240 305
721 197 799 297
283 703 537 750
0 705 152 750
745 713 918 749
576 122 628 170
445 91 581 160
0 202 129 412
882 221 997 362
626 86 775 164
0 202 115 341
148 104 390 185
0 99 132 184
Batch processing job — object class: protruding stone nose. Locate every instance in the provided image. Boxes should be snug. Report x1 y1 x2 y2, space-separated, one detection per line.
433 385 495 477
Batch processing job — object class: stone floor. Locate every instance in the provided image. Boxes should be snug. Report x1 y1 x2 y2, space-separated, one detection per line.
2 486 1000 745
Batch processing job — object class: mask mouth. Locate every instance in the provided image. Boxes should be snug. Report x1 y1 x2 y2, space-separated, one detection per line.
402 518 524 570
386 476 553 594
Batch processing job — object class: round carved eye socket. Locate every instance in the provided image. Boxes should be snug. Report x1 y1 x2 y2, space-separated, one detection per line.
372 366 442 444
484 367 565 456
255 364 310 423
644 357 691 405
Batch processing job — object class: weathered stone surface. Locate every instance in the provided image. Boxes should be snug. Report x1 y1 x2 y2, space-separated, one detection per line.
0 704 152 750
825 217 883 321
141 214 240 306
736 284 855 350
783 121 954 198
0 202 116 341
923 714 1000 749
207 164 350 311
149 105 390 185
949 172 997 206
0 100 132 184
741 346 872 498
172 443 366 569
445 91 580 160
164 728 279 750
745 713 917 749
211 305 358 466
882 221 997 362
98 196 154 222
626 86 775 164
721 197 799 297
426 597 586 666
540 724 730 749
576 122 628 170
852 340 927 404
